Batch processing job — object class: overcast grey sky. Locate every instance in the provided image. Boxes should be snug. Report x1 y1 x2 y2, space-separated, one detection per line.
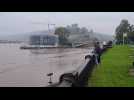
0 12 134 36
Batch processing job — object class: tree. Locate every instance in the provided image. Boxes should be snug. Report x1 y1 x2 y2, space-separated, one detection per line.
115 19 130 44
115 19 134 44
55 27 70 45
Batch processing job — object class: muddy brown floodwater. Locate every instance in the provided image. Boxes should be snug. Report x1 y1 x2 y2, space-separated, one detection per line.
0 44 93 87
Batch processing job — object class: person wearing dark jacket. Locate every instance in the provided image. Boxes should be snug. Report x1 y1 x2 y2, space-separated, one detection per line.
94 41 102 64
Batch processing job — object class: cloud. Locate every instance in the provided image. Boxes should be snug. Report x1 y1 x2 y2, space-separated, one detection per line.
0 12 134 35
31 22 48 25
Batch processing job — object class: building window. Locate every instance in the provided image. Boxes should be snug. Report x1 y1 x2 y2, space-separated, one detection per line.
30 35 58 46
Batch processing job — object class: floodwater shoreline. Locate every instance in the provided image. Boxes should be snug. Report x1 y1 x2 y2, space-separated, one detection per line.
20 45 91 50
20 46 73 49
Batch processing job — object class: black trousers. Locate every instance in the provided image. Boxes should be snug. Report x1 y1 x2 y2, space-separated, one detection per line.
97 54 101 63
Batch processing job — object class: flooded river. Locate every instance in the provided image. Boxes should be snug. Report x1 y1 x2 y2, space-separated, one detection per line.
0 44 93 87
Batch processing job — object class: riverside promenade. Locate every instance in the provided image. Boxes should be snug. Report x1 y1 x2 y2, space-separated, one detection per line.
48 42 112 87
89 45 134 87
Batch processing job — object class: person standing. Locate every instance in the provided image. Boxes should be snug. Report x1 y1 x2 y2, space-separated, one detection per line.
94 41 102 64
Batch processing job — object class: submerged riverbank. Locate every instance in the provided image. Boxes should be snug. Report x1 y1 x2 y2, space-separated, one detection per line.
88 45 134 87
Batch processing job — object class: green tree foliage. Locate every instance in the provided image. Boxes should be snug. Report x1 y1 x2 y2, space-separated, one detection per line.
115 19 130 44
115 19 134 44
54 27 71 45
